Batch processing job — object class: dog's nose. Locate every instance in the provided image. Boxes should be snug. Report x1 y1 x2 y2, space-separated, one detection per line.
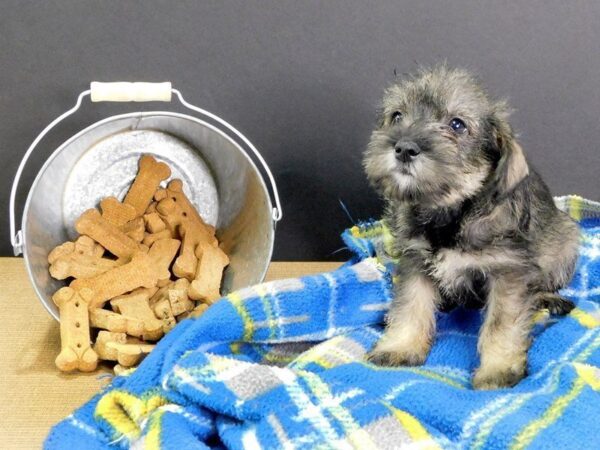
394 141 421 162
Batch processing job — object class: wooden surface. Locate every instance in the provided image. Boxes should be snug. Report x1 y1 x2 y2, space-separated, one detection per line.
0 257 340 449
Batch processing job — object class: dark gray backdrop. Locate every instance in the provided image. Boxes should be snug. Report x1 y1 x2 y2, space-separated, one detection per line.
1 1 599 260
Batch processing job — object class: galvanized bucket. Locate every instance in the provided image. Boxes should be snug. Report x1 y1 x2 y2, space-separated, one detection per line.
10 82 282 320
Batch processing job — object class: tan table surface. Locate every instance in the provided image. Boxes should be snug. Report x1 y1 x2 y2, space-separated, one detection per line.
0 257 341 449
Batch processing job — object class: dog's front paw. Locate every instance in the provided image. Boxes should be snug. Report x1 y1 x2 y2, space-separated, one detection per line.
472 364 526 390
367 341 428 367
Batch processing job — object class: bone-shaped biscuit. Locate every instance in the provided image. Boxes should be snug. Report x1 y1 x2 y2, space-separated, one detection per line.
156 197 216 280
189 240 230 303
124 155 171 216
93 331 127 360
70 252 165 308
146 201 158 214
142 229 173 247
100 197 146 242
189 303 209 319
100 197 137 227
48 237 119 280
106 341 156 367
48 236 104 262
121 217 145 243
173 225 203 280
168 278 194 316
76 209 142 259
151 284 177 333
90 308 128 332
113 364 129 376
53 287 98 372
144 212 166 233
109 290 163 340
149 282 173 308
89 308 162 340
159 179 216 233
148 238 180 286
153 298 177 333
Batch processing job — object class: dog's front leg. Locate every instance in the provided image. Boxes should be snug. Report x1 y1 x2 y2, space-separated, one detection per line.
368 271 440 366
473 273 533 389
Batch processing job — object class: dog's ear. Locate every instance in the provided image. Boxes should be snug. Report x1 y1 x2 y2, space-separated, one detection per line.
487 106 529 195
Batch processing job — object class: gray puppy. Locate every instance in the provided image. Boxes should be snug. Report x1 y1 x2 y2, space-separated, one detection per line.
363 65 580 389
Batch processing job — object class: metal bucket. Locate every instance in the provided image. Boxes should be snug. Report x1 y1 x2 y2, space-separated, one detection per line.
9 82 282 320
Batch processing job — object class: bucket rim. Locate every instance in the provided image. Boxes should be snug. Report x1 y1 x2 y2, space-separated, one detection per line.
22 110 275 321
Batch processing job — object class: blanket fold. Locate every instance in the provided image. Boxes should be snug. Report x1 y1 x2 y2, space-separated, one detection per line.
46 196 600 450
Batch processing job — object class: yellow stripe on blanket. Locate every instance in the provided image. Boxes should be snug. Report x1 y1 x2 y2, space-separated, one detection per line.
510 377 586 450
575 363 600 390
143 409 165 450
570 308 600 328
568 195 583 221
227 292 255 341
390 407 442 450
95 390 168 441
301 371 379 450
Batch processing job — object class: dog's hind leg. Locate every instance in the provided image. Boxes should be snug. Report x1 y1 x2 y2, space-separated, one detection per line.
535 210 580 291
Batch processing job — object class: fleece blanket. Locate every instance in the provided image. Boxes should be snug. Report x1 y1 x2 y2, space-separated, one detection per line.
46 196 600 450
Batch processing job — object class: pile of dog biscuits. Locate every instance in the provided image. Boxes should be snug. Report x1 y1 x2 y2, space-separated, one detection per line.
48 154 229 373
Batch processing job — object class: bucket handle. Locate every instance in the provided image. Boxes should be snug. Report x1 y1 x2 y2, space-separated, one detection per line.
10 82 283 255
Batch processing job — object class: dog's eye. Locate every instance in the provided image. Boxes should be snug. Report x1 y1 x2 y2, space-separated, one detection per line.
391 111 403 124
449 118 467 134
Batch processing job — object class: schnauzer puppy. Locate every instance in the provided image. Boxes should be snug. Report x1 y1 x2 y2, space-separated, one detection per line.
363 65 580 389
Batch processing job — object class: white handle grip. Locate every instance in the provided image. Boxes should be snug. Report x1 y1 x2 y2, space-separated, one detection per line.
90 82 172 102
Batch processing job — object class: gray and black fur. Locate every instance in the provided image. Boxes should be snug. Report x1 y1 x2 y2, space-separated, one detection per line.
363 65 580 389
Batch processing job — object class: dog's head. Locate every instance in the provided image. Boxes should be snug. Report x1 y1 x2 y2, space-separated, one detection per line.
363 65 529 207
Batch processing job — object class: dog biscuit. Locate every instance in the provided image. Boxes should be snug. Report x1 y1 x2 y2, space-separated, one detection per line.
71 252 165 308
89 308 158 339
54 287 98 372
156 197 216 279
147 238 180 286
48 238 119 280
93 331 128 361
121 217 146 243
162 179 216 233
124 155 171 216
168 278 194 316
189 240 230 303
113 364 130 376
146 201 158 214
131 285 160 299
106 341 156 367
143 229 173 247
144 212 166 233
90 308 129 332
48 236 104 263
153 296 177 333
110 291 163 340
149 282 173 307
100 197 147 242
189 302 209 319
100 197 137 227
75 208 141 259
172 224 203 280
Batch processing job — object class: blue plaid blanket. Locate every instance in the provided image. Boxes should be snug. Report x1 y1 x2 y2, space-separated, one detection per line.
45 196 600 450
